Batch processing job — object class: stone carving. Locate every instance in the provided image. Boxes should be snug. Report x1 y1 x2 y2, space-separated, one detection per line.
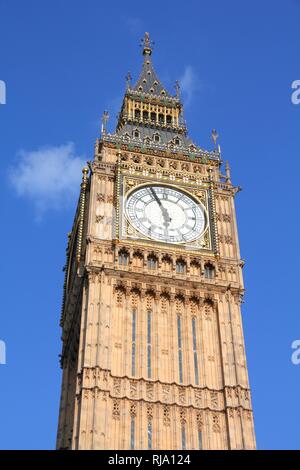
194 390 202 407
163 405 170 426
106 195 114 204
146 383 154 400
131 290 140 308
113 378 121 396
146 404 154 421
175 295 184 314
146 293 154 310
196 411 203 428
129 401 137 417
211 392 218 409
130 380 138 398
96 193 105 202
204 303 212 321
178 387 186 404
162 385 170 401
179 407 186 424
212 413 221 432
112 399 120 420
115 287 125 305
160 293 169 313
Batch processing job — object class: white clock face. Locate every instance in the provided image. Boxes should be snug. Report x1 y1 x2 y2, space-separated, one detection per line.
125 185 206 244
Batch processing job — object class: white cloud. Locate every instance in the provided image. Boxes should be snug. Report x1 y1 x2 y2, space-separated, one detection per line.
9 142 86 216
125 17 143 35
179 66 201 105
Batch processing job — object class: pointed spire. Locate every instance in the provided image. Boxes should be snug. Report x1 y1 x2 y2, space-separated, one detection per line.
225 161 231 184
132 32 171 97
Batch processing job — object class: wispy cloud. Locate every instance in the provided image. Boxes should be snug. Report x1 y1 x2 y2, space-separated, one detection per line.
179 65 202 105
9 142 86 217
125 17 143 35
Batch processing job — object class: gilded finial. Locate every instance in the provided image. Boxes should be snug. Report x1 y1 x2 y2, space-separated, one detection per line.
175 80 180 98
82 167 89 179
141 32 153 56
211 129 219 148
126 71 132 89
101 110 109 135
225 161 231 184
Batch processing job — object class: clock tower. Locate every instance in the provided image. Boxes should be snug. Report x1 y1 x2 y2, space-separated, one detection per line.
56 33 256 450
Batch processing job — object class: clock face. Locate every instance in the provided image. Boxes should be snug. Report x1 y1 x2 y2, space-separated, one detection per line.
125 185 206 244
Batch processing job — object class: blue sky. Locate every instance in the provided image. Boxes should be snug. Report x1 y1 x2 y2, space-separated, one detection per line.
0 0 300 450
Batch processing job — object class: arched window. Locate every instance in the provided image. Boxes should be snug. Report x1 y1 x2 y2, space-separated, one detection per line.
143 110 149 121
153 133 160 143
162 255 172 272
181 424 186 450
135 109 141 120
166 114 172 124
147 421 152 449
147 255 157 269
133 129 140 138
130 416 135 449
132 251 143 268
204 263 215 279
150 112 156 122
174 137 180 146
158 113 164 124
176 259 186 274
118 250 129 266
190 260 200 276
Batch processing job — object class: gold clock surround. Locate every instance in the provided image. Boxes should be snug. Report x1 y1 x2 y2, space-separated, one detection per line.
119 175 212 250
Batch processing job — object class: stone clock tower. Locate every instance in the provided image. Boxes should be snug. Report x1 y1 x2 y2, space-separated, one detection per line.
56 33 256 450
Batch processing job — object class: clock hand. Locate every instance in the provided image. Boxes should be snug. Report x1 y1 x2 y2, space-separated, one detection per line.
149 187 163 208
149 188 172 225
